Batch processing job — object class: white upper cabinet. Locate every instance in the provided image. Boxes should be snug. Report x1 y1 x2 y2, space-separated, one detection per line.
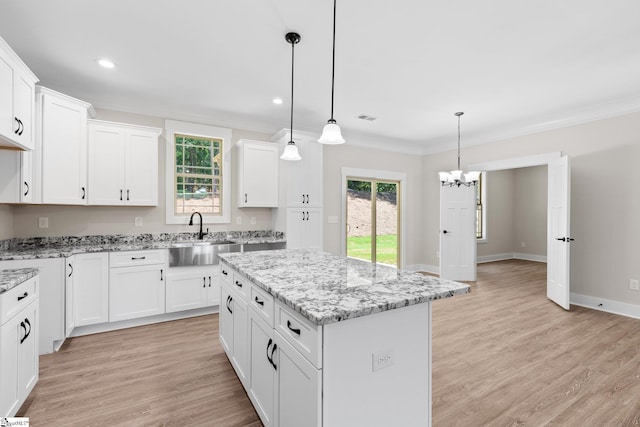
236 139 279 208
88 120 161 206
283 136 323 208
37 86 94 205
0 36 38 151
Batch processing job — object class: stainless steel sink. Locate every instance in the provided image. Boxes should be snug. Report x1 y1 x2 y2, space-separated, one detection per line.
169 243 241 267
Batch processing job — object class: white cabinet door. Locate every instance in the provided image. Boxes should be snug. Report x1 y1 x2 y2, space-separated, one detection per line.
20 150 33 203
109 265 165 322
74 253 109 327
12 72 35 150
237 139 278 208
65 257 75 337
274 331 322 427
0 55 13 142
248 311 276 427
40 88 90 205
165 270 208 313
87 120 159 206
231 291 249 388
0 312 19 416
286 208 322 250
88 123 126 205
206 273 221 307
17 299 39 403
219 284 234 355
125 129 158 206
285 138 323 208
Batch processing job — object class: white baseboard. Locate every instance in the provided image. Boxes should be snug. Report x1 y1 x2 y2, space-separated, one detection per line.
513 252 547 263
477 252 547 264
405 264 439 275
571 293 640 320
69 306 218 338
477 253 514 263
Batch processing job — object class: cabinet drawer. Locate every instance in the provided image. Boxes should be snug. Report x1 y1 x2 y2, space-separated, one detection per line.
0 276 38 326
231 270 251 301
220 262 232 286
275 301 322 369
109 249 165 267
250 285 275 328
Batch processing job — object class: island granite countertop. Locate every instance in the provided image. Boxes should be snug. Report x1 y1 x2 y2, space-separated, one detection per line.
218 248 470 325
0 268 39 293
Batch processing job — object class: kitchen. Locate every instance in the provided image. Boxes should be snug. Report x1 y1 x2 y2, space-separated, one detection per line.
2 1 640 426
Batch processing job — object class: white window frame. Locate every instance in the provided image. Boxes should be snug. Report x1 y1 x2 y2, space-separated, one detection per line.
165 120 232 224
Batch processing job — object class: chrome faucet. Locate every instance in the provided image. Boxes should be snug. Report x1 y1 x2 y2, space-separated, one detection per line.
189 211 207 240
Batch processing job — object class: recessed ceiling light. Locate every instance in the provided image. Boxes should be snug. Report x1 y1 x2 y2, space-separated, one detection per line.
97 59 116 69
272 97 283 105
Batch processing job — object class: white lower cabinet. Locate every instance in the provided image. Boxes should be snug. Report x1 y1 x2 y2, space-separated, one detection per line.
109 250 166 322
0 276 39 417
273 331 321 427
165 266 220 313
64 257 74 337
220 281 249 388
74 252 109 327
221 262 321 427
248 310 276 426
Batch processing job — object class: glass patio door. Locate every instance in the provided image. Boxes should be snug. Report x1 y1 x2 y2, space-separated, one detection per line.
346 178 400 266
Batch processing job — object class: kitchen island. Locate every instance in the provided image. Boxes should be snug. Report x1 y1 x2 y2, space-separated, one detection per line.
218 249 469 427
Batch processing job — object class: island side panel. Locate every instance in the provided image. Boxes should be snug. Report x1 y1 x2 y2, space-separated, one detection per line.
322 302 432 427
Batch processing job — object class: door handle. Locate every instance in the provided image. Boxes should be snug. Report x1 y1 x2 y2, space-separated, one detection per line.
254 296 264 306
18 119 24 135
556 237 566 242
235 280 242 288
270 343 278 371
120 189 123 201
245 193 248 203
82 187 86 200
127 189 130 201
442 230 449 234
20 321 27 344
208 276 212 287
24 181 29 196
160 269 163 281
203 277 206 288
17 291 28 301
266 338 273 364
68 263 73 277
24 318 31 340
226 295 233 314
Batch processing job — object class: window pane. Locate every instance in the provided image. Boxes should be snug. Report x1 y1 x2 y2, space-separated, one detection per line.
347 180 372 263
174 134 223 216
376 182 398 266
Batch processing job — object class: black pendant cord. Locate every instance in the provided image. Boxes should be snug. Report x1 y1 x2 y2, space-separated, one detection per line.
329 0 337 122
290 39 295 142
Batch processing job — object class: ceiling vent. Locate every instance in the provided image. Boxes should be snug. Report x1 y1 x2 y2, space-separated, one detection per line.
356 114 376 121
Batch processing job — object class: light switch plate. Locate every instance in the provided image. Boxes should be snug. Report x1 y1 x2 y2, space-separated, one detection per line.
250 216 256 225
38 217 48 228
372 349 394 372
327 215 338 224
134 217 143 227
236 216 242 225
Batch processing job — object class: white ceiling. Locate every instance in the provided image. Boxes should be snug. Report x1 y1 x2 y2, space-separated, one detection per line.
1 0 639 154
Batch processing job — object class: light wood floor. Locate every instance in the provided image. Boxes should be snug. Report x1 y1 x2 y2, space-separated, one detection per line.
18 260 640 426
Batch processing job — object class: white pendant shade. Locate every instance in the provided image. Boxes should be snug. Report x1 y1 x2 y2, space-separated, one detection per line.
318 121 345 144
280 142 301 161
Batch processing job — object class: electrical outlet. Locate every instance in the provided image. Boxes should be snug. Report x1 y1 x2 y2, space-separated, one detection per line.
630 279 640 291
250 216 256 225
436 251 440 259
236 216 242 225
38 217 48 228
134 217 143 227
372 349 394 372
521 242 526 248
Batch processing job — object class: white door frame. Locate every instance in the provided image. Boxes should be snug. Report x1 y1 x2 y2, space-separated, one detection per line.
341 168 407 268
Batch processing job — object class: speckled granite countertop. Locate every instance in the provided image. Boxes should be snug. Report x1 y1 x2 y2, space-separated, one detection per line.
0 268 39 293
0 231 285 261
219 249 470 325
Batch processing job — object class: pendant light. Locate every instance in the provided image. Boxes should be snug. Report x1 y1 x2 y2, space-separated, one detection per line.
439 112 480 187
281 32 302 161
318 0 345 145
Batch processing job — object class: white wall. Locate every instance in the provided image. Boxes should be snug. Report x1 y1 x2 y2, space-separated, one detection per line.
0 205 13 240
424 111 640 306
323 142 423 267
10 108 275 238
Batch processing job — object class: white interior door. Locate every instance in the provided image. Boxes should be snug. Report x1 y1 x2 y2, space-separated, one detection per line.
440 185 476 281
547 155 571 309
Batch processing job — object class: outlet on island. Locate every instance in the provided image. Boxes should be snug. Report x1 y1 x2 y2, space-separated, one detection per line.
372 349 394 372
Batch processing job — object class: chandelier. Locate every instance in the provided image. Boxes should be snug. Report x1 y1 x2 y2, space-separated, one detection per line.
439 112 480 187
